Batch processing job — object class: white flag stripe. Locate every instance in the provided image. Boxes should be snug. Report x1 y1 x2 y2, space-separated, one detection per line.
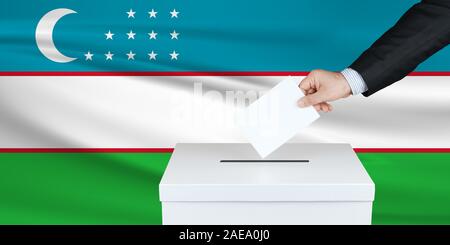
0 76 449 148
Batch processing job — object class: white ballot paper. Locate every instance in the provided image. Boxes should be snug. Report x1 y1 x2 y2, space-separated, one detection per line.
236 77 320 158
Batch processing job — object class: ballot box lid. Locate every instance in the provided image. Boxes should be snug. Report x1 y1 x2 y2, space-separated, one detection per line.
159 143 375 202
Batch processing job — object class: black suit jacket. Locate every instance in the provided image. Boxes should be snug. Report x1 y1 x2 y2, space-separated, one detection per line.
349 0 450 96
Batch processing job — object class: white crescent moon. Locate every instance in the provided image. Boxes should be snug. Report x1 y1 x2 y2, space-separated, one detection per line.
36 8 77 63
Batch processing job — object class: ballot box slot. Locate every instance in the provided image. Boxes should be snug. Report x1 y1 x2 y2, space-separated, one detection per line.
220 160 309 164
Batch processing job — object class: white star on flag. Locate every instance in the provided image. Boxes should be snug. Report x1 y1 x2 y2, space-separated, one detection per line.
170 30 179 40
97 8 184 63
127 9 136 18
105 51 114 60
148 30 158 40
148 51 158 60
148 9 157 18
170 9 179 18
170 51 179 60
127 30 136 40
126 51 136 60
105 30 114 40
84 51 94 60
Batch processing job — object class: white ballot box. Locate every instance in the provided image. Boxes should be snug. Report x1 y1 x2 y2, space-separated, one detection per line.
159 143 375 225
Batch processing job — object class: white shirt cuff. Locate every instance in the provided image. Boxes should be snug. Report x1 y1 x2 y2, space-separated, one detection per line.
341 68 368 95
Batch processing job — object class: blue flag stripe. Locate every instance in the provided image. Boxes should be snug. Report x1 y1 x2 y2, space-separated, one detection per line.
0 0 448 71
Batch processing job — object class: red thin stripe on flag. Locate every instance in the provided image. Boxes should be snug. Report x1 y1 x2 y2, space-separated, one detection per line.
0 71 448 76
0 71 308 76
0 148 174 153
0 148 450 153
354 148 450 153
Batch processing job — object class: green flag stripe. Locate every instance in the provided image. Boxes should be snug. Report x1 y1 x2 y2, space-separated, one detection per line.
0 152 449 224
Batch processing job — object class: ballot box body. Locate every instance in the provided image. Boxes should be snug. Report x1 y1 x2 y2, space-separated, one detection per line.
159 143 375 225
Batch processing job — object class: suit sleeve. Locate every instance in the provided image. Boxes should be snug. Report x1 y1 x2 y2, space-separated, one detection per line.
349 0 450 96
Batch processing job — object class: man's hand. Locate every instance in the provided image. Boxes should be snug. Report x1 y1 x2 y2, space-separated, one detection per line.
297 69 352 112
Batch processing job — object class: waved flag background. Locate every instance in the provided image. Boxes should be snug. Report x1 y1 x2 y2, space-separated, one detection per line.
0 0 449 224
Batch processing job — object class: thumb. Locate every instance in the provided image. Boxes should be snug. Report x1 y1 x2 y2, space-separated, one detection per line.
298 91 327 108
